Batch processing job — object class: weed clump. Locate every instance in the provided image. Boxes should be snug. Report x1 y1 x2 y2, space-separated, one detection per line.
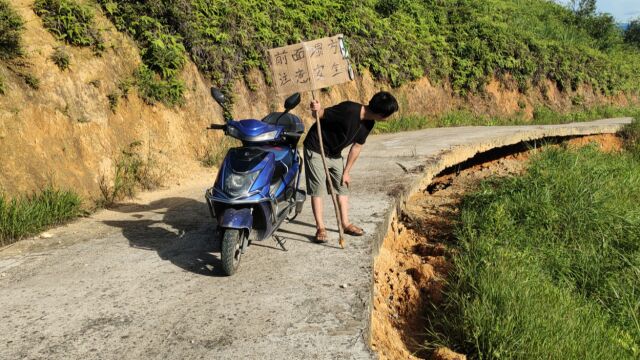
0 187 82 246
21 73 40 89
620 119 640 156
0 0 24 60
50 47 70 70
98 141 163 206
33 0 104 53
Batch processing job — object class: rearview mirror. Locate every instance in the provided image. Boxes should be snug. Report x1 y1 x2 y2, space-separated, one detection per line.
284 93 301 110
211 88 226 106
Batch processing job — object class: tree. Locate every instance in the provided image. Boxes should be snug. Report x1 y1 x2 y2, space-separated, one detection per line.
625 18 640 48
570 0 596 18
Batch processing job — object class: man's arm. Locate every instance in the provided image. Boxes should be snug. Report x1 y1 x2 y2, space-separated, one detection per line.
342 143 363 187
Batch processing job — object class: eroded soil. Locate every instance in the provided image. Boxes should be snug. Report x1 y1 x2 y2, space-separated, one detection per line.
371 134 622 360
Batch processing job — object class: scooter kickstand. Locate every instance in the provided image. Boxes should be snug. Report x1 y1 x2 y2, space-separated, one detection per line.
273 234 288 252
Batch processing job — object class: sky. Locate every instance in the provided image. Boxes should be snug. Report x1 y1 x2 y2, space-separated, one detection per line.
556 0 640 22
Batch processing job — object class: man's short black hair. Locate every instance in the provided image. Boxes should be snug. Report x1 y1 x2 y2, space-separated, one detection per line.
368 91 399 118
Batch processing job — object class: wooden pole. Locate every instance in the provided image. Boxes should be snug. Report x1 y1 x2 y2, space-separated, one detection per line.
311 90 345 248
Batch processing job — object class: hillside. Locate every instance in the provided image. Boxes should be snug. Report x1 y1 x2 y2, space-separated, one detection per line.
1 0 640 203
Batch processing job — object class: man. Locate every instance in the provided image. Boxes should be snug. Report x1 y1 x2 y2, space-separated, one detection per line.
303 91 399 243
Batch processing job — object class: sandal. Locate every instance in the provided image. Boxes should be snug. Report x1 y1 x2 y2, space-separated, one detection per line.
343 224 365 236
314 228 328 243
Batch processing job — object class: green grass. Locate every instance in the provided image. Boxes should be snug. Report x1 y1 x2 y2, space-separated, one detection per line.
0 187 82 246
424 128 640 359
0 0 24 60
374 106 640 134
33 0 104 53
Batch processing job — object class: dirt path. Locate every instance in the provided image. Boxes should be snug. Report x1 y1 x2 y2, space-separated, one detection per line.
0 120 631 359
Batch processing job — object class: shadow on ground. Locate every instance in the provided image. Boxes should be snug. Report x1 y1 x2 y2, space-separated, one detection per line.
102 197 226 276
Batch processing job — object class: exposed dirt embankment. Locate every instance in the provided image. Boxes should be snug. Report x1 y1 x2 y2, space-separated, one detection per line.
0 0 221 200
371 134 622 360
0 1 632 202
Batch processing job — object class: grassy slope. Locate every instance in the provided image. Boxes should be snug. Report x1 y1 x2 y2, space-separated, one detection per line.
425 123 640 358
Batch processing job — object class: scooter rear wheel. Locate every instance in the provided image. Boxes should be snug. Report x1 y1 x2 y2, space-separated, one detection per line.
221 229 243 276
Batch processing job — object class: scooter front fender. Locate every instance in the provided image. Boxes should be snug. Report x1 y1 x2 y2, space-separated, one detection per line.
219 208 253 231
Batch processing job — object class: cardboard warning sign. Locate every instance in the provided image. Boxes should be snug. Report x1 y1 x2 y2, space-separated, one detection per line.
268 34 353 96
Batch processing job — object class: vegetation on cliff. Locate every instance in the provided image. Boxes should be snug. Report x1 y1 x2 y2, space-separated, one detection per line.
96 0 640 106
0 0 24 60
33 0 105 53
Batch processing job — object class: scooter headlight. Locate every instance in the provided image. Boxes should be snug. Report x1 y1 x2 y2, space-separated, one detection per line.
248 130 279 142
224 170 259 198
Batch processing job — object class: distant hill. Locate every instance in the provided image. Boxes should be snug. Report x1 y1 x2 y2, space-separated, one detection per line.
618 23 630 31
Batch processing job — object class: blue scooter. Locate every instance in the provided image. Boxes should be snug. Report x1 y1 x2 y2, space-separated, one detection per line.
205 88 306 276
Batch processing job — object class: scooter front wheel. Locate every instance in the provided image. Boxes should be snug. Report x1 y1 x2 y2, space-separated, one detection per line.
221 229 243 276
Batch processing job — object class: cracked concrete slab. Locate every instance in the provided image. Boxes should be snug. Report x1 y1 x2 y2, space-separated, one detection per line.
0 118 632 359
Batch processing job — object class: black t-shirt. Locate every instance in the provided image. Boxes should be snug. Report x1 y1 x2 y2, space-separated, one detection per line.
303 101 375 158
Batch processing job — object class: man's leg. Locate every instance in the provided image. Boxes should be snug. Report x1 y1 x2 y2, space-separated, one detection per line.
304 148 327 236
311 196 325 230
337 195 350 228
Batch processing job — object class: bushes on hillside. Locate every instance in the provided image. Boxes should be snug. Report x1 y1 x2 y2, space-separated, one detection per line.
97 0 640 100
99 3 187 106
625 19 640 48
0 0 24 60
33 0 104 53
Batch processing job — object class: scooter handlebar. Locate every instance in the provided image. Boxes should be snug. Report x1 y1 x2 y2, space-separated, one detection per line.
208 124 226 130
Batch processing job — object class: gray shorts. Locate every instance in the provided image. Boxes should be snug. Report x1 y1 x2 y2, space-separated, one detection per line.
304 147 349 197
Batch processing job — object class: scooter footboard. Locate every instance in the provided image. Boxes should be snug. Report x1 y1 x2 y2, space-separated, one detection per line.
219 208 253 230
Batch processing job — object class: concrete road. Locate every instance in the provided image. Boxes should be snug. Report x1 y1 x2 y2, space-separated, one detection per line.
0 118 631 359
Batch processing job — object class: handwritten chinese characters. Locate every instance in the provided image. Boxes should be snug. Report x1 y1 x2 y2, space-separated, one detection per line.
268 34 353 95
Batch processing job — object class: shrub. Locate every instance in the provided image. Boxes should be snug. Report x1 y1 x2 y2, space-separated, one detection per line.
141 32 186 79
0 0 24 59
50 47 70 70
0 187 82 246
135 64 185 106
107 92 118 112
33 0 104 53
95 5 186 106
